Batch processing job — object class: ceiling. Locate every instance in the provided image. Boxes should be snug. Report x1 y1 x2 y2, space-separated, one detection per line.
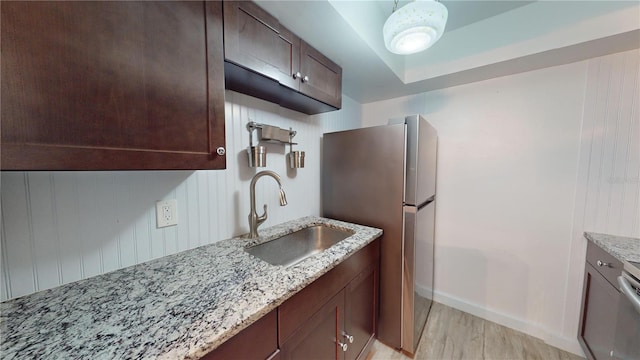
255 1 640 104
372 1 535 32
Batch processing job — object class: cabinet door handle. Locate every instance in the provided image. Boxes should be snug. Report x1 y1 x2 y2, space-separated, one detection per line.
302 75 309 83
337 341 348 352
342 332 354 343
597 260 611 267
293 72 301 79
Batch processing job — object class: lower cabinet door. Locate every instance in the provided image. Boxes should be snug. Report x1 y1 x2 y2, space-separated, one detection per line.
579 263 620 360
344 263 378 360
281 290 345 360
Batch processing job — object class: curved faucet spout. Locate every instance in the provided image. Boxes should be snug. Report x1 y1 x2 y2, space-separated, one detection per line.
249 170 287 238
279 188 288 206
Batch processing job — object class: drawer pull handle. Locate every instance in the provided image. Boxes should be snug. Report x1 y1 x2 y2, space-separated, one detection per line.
597 260 611 268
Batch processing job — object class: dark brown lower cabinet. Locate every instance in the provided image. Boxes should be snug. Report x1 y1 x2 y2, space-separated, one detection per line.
579 263 619 360
344 263 378 360
578 241 622 360
280 289 345 360
279 240 380 360
204 239 380 360
280 263 379 360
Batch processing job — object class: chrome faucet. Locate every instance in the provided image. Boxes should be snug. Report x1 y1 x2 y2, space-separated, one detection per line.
249 170 287 238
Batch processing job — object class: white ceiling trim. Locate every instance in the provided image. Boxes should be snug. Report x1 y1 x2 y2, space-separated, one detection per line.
403 1 640 83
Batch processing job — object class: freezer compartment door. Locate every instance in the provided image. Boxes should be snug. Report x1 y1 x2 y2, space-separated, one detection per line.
402 200 435 354
403 115 437 206
322 123 405 227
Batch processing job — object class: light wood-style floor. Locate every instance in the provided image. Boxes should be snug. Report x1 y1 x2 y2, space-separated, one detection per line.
368 302 585 360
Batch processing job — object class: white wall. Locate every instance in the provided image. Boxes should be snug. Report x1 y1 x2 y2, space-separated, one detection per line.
362 49 639 355
0 91 362 301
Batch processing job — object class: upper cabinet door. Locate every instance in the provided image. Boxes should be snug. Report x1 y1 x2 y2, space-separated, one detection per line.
223 1 299 90
1 1 226 170
299 41 342 109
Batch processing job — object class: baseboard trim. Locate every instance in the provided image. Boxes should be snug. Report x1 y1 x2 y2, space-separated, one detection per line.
426 288 586 357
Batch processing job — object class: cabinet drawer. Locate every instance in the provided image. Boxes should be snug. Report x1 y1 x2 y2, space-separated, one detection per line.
203 309 278 360
586 241 622 288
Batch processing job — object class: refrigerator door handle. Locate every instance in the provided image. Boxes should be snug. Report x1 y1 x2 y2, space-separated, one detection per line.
417 196 435 210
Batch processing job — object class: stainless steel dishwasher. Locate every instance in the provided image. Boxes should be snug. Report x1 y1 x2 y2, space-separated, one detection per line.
612 260 640 360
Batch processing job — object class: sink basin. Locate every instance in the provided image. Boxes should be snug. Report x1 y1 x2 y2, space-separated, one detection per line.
245 225 354 266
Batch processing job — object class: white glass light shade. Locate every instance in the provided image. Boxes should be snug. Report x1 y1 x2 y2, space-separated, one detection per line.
383 0 448 55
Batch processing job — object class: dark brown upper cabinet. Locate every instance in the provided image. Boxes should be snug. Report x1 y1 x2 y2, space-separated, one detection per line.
223 1 342 114
1 1 226 170
298 42 342 109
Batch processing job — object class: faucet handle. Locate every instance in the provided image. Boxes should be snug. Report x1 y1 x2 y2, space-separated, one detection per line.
257 204 268 225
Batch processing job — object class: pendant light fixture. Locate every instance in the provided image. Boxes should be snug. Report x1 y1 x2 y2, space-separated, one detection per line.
383 0 448 55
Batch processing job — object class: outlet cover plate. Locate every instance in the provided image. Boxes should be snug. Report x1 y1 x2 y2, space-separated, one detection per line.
156 199 178 228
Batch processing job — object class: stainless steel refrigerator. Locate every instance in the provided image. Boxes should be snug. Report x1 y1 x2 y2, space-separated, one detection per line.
322 114 437 355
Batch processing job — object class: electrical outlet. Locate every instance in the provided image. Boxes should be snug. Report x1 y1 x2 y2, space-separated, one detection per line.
156 199 178 228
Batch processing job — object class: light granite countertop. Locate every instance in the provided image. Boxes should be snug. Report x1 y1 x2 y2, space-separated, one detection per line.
584 232 640 263
0 216 382 360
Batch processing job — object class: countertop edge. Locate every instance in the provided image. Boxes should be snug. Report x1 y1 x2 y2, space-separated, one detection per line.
584 231 640 263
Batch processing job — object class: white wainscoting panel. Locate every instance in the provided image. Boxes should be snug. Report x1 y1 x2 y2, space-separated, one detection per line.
580 50 640 237
0 91 362 301
563 49 640 340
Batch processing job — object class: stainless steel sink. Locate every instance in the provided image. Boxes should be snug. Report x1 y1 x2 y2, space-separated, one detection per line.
245 225 354 266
